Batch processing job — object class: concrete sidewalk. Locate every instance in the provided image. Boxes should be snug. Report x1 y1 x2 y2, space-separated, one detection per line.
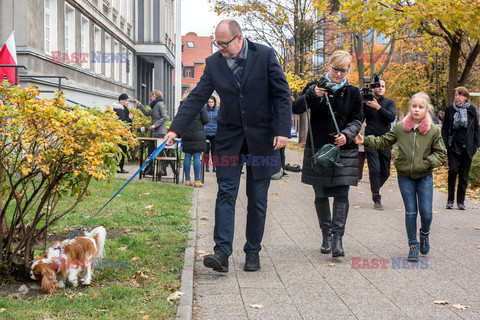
189 147 480 320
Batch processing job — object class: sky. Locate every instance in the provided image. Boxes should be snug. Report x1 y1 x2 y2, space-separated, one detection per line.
181 0 224 36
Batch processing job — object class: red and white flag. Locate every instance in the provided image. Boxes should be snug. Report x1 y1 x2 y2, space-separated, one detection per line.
0 32 19 84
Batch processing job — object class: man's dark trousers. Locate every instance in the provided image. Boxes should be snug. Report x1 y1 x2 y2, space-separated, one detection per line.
213 157 271 256
365 146 392 202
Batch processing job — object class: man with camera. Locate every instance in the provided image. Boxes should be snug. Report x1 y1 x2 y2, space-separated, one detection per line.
363 77 396 210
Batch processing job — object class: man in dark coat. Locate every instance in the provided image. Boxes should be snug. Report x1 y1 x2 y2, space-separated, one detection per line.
113 93 133 173
363 79 396 210
164 19 291 273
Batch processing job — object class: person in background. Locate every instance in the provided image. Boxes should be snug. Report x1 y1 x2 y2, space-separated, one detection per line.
363 78 397 210
136 90 168 176
292 50 363 258
112 93 133 173
355 92 446 262
180 85 209 187
442 87 480 210
164 19 291 273
204 95 219 172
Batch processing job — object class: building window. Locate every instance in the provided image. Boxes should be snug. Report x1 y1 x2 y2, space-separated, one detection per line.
81 16 90 69
64 3 75 56
44 0 57 54
183 66 194 79
186 41 195 48
121 45 127 84
114 40 120 81
105 34 111 78
128 51 133 86
94 25 101 74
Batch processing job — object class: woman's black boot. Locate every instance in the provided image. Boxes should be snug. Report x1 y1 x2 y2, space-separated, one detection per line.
332 202 349 257
315 201 332 254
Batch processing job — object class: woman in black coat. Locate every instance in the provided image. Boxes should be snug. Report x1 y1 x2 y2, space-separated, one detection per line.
441 86 480 210
292 50 363 258
180 85 209 187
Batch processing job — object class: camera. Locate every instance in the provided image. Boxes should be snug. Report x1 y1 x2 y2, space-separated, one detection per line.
360 75 381 101
315 77 335 95
137 126 147 132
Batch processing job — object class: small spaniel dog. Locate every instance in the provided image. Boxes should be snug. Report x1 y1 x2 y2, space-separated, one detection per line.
30 226 106 294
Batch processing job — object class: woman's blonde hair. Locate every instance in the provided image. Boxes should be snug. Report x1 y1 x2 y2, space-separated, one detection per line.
329 50 352 69
410 92 434 114
181 84 196 101
150 90 163 98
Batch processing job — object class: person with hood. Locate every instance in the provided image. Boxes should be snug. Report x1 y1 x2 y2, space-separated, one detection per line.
136 90 168 175
112 93 133 173
355 92 446 261
292 50 363 258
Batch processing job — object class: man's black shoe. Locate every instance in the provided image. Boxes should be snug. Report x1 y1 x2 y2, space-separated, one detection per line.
203 252 228 273
117 169 129 174
244 253 260 272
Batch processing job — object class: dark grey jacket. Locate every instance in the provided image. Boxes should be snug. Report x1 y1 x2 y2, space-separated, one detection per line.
293 81 363 187
138 97 168 138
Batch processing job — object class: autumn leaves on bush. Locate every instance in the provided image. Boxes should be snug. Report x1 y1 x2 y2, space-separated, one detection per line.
0 82 136 275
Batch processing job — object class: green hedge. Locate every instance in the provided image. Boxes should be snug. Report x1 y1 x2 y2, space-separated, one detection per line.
469 152 480 187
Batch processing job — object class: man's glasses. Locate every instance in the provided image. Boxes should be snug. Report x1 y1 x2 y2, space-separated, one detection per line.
213 35 238 49
331 66 349 75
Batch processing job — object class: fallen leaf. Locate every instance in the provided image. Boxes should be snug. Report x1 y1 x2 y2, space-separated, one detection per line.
434 300 449 305
134 271 149 280
271 192 278 195
167 291 185 301
124 229 131 234
142 315 150 319
67 296 74 301
118 246 127 251
354 206 362 209
145 205 155 210
474 227 480 230
451 304 469 310
91 293 99 299
132 256 139 261
477 246 480 249
199 216 209 220
0 308 5 313
143 193 150 195
433 210 439 214
396 209 402 212
249 304 263 309
328 263 335 267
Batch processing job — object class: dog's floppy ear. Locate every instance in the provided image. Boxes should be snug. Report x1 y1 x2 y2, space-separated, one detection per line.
41 266 58 294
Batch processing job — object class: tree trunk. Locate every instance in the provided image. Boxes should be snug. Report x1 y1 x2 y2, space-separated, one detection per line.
446 40 461 105
353 32 366 88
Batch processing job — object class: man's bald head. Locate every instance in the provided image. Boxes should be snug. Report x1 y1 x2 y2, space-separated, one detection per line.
216 19 242 37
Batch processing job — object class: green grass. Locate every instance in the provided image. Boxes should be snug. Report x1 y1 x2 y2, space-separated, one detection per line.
0 178 193 319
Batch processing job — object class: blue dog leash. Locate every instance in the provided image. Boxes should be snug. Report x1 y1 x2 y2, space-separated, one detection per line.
70 139 181 239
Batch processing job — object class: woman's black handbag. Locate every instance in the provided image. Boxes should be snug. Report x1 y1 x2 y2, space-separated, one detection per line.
304 92 344 174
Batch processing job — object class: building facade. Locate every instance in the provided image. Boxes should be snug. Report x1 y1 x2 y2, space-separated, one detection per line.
0 0 175 115
173 32 214 98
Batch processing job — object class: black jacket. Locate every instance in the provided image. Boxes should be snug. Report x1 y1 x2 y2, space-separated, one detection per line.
293 81 363 186
442 104 480 159
112 103 132 124
179 101 209 153
364 96 396 136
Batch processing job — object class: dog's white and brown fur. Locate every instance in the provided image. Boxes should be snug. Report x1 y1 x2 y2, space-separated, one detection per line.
30 226 106 294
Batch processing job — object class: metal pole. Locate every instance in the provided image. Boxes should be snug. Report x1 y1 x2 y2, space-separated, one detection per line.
174 0 182 117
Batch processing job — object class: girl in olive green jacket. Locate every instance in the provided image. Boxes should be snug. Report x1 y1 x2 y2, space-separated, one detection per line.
355 92 446 262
